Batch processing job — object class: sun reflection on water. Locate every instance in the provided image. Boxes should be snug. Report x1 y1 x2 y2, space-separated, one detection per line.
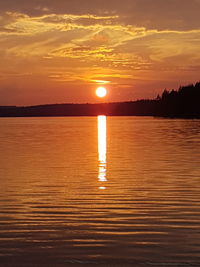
98 115 107 189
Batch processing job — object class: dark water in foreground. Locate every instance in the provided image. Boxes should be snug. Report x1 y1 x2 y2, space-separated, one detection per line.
0 117 200 267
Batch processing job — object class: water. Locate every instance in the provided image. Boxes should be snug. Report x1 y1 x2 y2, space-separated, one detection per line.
0 117 200 267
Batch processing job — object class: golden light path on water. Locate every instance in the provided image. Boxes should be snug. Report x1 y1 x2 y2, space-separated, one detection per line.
97 115 107 189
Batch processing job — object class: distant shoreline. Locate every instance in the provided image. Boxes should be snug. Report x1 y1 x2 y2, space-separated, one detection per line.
0 100 199 118
0 101 158 117
0 82 200 118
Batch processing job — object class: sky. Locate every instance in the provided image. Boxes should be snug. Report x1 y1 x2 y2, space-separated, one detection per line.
0 0 200 105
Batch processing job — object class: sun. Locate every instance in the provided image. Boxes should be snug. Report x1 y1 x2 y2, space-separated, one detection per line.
96 87 107 98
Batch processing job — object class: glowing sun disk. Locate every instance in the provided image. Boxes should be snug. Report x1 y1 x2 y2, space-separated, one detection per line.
96 87 107 98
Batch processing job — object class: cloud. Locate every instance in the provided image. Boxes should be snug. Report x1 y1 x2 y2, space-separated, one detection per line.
0 10 199 76
0 0 200 30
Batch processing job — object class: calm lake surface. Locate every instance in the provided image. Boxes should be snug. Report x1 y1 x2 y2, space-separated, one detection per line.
0 117 200 267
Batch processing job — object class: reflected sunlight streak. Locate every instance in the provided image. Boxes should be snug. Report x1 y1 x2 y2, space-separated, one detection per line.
98 115 107 187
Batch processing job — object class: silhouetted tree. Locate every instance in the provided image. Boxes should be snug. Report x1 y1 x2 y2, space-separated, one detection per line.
157 82 200 118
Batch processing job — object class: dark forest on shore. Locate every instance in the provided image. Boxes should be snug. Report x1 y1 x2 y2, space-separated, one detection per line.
0 82 200 118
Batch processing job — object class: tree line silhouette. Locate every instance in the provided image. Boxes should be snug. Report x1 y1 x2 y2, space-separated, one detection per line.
0 82 199 118
155 81 200 118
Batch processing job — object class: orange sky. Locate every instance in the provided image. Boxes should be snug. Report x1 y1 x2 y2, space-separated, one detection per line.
0 0 200 105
